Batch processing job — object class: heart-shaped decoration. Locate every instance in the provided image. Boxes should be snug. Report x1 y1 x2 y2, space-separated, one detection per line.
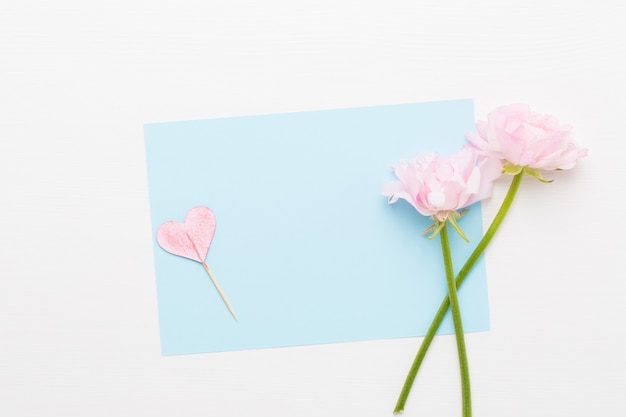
156 206 216 262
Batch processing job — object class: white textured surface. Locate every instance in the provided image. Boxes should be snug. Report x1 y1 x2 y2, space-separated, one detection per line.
1 1 625 416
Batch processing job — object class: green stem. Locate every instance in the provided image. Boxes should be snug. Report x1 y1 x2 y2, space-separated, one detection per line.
440 222 472 416
394 172 523 414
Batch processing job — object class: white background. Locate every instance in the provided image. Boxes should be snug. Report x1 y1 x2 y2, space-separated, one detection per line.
1 1 625 416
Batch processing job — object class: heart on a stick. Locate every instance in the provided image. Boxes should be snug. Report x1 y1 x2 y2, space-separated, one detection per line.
156 206 237 321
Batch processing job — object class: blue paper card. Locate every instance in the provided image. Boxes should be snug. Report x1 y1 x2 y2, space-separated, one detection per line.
144 99 490 355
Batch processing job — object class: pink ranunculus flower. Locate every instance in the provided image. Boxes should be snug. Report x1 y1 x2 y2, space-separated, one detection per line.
466 104 587 178
382 147 501 240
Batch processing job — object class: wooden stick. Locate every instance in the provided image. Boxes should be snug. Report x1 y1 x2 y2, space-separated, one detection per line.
201 261 238 322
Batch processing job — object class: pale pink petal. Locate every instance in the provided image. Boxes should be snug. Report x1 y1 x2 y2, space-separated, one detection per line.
381 181 406 200
468 104 587 173
383 146 501 221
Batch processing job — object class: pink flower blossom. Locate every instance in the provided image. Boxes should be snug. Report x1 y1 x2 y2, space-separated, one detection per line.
466 104 587 175
382 147 501 225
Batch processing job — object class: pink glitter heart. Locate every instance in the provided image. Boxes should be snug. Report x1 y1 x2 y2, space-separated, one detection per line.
156 206 216 262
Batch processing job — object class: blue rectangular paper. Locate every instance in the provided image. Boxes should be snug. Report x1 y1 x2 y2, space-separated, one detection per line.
144 99 490 355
